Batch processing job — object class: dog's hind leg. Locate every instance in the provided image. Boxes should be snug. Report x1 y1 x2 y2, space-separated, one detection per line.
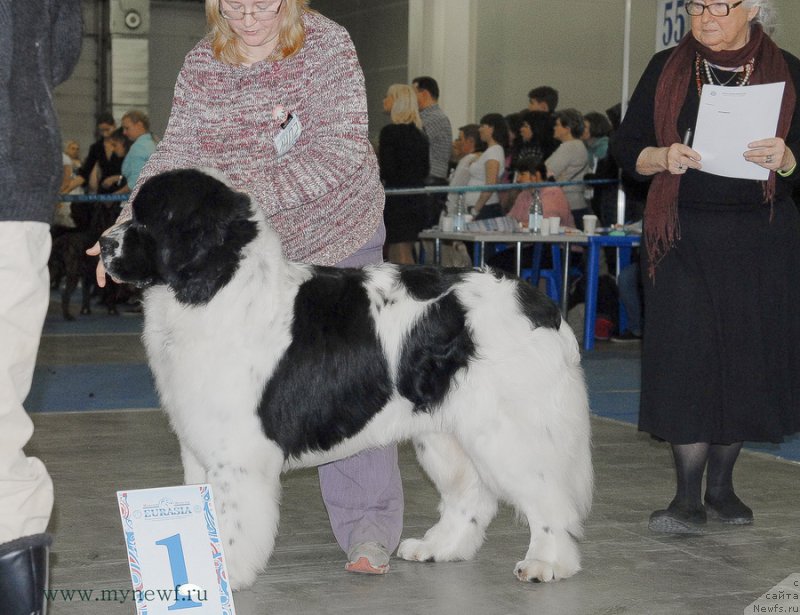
206 443 284 590
459 402 591 583
397 432 497 563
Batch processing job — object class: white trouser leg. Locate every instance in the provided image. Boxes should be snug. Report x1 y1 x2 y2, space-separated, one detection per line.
0 222 54 543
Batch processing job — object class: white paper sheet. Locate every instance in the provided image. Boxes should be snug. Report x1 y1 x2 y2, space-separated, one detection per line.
692 82 785 180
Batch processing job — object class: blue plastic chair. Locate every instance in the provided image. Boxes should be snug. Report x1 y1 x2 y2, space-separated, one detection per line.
520 244 579 304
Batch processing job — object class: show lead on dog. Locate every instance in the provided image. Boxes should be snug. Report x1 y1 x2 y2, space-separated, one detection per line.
0 1 82 613
613 0 800 534
90 0 403 576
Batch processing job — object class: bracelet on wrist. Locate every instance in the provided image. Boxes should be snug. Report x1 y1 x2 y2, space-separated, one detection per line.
777 161 797 178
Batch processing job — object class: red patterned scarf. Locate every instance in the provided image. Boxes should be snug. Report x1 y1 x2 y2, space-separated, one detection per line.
646 23 795 275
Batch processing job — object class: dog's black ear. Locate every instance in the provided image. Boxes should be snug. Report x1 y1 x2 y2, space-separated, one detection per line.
134 169 258 305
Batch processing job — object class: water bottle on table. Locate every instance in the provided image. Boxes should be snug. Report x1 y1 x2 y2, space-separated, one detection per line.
528 189 543 234
454 193 467 231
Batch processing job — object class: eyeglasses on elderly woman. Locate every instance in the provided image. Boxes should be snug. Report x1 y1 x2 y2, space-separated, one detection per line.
685 1 744 17
220 0 283 21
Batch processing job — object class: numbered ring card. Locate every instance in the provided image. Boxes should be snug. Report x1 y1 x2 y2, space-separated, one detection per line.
117 484 236 615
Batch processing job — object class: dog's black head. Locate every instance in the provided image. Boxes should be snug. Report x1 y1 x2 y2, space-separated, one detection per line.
100 168 258 305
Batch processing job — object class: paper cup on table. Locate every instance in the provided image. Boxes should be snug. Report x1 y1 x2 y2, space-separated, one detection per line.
441 216 454 232
549 216 561 234
583 214 598 235
540 219 550 236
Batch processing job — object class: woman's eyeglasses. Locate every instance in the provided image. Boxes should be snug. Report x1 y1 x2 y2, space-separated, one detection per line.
220 0 283 21
685 1 743 17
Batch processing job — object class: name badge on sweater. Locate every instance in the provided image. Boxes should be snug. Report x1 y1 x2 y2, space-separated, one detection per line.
273 113 302 158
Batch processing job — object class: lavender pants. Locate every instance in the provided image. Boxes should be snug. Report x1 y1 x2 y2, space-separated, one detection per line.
318 222 404 555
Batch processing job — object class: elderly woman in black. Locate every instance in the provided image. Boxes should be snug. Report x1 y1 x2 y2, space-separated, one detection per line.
614 0 800 534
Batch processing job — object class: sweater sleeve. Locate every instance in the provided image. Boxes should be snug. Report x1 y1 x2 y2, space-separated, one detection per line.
265 22 377 209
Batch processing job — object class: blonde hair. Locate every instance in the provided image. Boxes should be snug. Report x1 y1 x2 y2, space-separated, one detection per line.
205 0 311 65
387 84 422 130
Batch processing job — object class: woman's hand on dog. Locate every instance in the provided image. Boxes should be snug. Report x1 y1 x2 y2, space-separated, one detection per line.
86 242 107 287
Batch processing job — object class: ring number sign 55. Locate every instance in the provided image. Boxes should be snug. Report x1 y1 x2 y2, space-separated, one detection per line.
656 0 687 52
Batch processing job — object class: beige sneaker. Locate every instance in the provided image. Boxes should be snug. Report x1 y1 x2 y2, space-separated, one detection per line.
345 541 390 574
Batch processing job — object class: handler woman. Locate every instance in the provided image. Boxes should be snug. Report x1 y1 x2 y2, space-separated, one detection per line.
92 0 402 573
613 0 800 534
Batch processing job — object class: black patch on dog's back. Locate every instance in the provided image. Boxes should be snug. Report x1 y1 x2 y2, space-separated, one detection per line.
258 268 392 458
399 266 467 301
397 292 476 412
514 280 561 330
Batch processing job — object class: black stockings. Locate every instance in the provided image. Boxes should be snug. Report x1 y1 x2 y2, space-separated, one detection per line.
669 442 743 511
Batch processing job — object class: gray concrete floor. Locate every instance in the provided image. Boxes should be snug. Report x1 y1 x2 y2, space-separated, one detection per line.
28 327 800 615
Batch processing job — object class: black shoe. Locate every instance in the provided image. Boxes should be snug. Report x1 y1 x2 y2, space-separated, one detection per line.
648 504 706 534
704 493 753 525
610 331 642 343
0 533 51 615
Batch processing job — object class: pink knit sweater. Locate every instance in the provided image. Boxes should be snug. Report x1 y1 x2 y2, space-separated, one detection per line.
119 12 384 266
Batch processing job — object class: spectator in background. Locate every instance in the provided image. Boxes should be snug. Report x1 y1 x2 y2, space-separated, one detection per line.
63 140 82 177
489 155 574 274
546 108 591 225
504 110 558 211
99 128 132 194
517 110 558 165
77 112 123 194
378 84 430 265
412 76 452 225
468 113 508 220
119 110 156 192
527 85 559 113
55 140 84 231
582 110 618 226
0 2 82 612
412 76 452 183
582 111 614 170
447 123 482 214
507 156 574 228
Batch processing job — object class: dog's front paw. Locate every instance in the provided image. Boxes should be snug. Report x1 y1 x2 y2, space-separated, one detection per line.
397 536 470 563
514 558 579 583
397 538 437 562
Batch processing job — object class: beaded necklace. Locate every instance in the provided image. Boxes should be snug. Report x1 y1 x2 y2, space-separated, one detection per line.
694 52 755 95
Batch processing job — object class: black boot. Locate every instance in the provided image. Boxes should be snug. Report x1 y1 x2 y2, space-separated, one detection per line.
0 533 52 615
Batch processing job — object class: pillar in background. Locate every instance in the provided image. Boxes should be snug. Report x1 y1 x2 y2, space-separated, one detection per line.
408 0 476 135
108 0 150 121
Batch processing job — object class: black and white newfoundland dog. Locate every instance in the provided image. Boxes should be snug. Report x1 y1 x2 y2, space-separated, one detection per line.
100 168 593 590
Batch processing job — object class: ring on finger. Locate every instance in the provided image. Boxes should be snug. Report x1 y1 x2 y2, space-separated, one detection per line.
766 154 773 163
